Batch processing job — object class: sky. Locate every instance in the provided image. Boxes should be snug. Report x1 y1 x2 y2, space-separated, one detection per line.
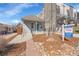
0 3 79 25
0 3 44 25
66 3 79 11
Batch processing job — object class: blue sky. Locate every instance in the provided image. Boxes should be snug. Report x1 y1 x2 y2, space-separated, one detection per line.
0 3 79 25
0 3 44 24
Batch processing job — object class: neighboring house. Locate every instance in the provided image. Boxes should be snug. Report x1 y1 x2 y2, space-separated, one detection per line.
44 3 77 33
7 25 17 33
77 12 79 24
56 3 77 24
0 23 16 35
0 23 8 34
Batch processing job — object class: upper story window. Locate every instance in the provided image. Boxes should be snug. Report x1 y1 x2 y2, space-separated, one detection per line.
67 10 70 17
56 5 60 14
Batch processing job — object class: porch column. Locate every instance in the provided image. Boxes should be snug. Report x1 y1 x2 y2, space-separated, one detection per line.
35 21 37 33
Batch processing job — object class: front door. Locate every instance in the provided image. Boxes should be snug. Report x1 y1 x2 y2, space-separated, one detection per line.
37 23 40 31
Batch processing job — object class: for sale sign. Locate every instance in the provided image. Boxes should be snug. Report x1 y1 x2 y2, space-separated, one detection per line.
64 24 73 38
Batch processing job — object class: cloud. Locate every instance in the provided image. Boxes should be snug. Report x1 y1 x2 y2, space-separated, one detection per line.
0 3 41 24
11 19 21 24
0 18 21 25
0 3 39 18
4 4 34 16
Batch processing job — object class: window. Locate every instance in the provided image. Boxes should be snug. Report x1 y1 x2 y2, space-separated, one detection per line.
56 5 60 14
37 23 40 31
31 23 33 28
67 10 70 17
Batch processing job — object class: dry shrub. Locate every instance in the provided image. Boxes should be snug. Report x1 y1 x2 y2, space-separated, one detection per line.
33 34 48 42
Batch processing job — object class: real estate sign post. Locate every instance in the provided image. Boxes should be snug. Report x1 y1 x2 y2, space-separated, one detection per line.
62 24 64 41
62 24 73 41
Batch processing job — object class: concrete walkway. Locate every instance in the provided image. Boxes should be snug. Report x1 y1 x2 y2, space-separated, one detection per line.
8 23 32 45
26 40 41 56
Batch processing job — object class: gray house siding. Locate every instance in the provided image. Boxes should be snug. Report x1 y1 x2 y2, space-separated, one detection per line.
23 20 45 33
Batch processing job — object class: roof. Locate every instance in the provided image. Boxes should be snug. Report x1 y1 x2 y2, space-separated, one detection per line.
22 15 44 22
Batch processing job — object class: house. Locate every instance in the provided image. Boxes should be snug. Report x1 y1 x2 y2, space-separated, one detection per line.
0 23 17 35
22 3 77 34
0 23 8 34
22 15 45 34
55 3 77 24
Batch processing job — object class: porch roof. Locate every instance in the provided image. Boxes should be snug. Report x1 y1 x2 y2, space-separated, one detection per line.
22 15 44 22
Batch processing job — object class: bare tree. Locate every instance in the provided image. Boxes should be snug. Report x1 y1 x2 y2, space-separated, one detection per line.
44 3 57 36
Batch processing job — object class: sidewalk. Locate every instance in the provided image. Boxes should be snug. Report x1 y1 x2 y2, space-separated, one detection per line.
26 40 41 56
7 42 26 56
